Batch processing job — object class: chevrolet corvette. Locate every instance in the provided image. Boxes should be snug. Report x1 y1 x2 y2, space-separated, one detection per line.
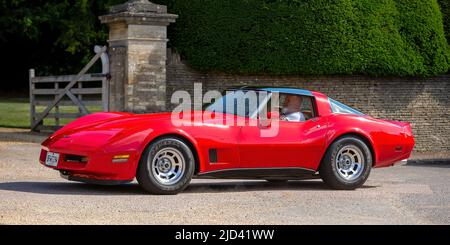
39 87 414 194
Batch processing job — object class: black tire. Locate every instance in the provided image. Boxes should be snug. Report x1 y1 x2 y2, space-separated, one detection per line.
319 136 372 190
136 137 195 195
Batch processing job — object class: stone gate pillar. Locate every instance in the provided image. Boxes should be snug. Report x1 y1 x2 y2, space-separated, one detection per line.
99 0 177 112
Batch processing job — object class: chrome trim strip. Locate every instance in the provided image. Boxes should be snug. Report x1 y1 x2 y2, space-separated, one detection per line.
196 167 318 179
199 167 315 175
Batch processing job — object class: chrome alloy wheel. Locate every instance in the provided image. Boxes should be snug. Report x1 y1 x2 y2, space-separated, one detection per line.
335 145 365 181
149 147 185 185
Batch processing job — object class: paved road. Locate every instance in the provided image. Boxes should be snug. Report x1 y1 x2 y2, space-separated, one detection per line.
0 141 449 225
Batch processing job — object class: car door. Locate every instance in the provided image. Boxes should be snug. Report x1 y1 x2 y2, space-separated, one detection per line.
237 95 329 170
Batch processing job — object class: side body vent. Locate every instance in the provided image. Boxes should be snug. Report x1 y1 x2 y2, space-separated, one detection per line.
209 149 218 163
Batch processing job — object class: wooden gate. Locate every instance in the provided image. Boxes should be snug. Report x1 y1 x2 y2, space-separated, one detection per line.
29 46 109 132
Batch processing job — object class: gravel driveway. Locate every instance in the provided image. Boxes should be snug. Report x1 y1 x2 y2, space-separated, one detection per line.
0 140 449 225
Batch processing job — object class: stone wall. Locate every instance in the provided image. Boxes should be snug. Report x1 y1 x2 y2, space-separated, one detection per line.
166 51 450 152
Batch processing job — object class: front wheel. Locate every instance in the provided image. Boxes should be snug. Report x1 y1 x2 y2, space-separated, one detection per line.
319 136 372 190
136 137 195 195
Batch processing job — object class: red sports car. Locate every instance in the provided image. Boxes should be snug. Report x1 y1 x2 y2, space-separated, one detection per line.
39 87 414 194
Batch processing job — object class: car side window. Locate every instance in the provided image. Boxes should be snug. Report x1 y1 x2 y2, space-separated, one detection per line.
299 96 315 120
329 98 365 115
273 94 316 122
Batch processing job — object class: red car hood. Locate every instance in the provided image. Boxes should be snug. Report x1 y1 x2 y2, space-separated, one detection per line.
41 111 216 150
42 112 174 150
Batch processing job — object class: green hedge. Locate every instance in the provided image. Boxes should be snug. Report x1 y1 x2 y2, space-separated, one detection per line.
157 0 450 76
439 0 450 43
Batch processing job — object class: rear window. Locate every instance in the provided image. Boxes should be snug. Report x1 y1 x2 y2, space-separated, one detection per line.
329 98 365 115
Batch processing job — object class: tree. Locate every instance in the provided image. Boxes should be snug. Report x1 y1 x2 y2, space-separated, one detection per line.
0 0 449 93
0 0 126 92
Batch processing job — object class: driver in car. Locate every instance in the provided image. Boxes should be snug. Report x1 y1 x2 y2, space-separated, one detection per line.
280 95 306 122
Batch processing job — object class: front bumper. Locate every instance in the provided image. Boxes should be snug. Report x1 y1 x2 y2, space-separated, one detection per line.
39 147 139 182
59 171 133 185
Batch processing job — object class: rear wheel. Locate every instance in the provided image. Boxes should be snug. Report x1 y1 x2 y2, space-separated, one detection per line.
319 136 372 190
136 137 195 195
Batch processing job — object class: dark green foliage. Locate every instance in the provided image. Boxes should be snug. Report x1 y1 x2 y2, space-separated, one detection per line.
0 0 449 92
0 0 126 92
439 0 450 43
162 0 450 76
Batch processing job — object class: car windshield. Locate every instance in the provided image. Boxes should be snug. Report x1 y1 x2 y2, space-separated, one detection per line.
329 98 365 115
204 90 269 118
